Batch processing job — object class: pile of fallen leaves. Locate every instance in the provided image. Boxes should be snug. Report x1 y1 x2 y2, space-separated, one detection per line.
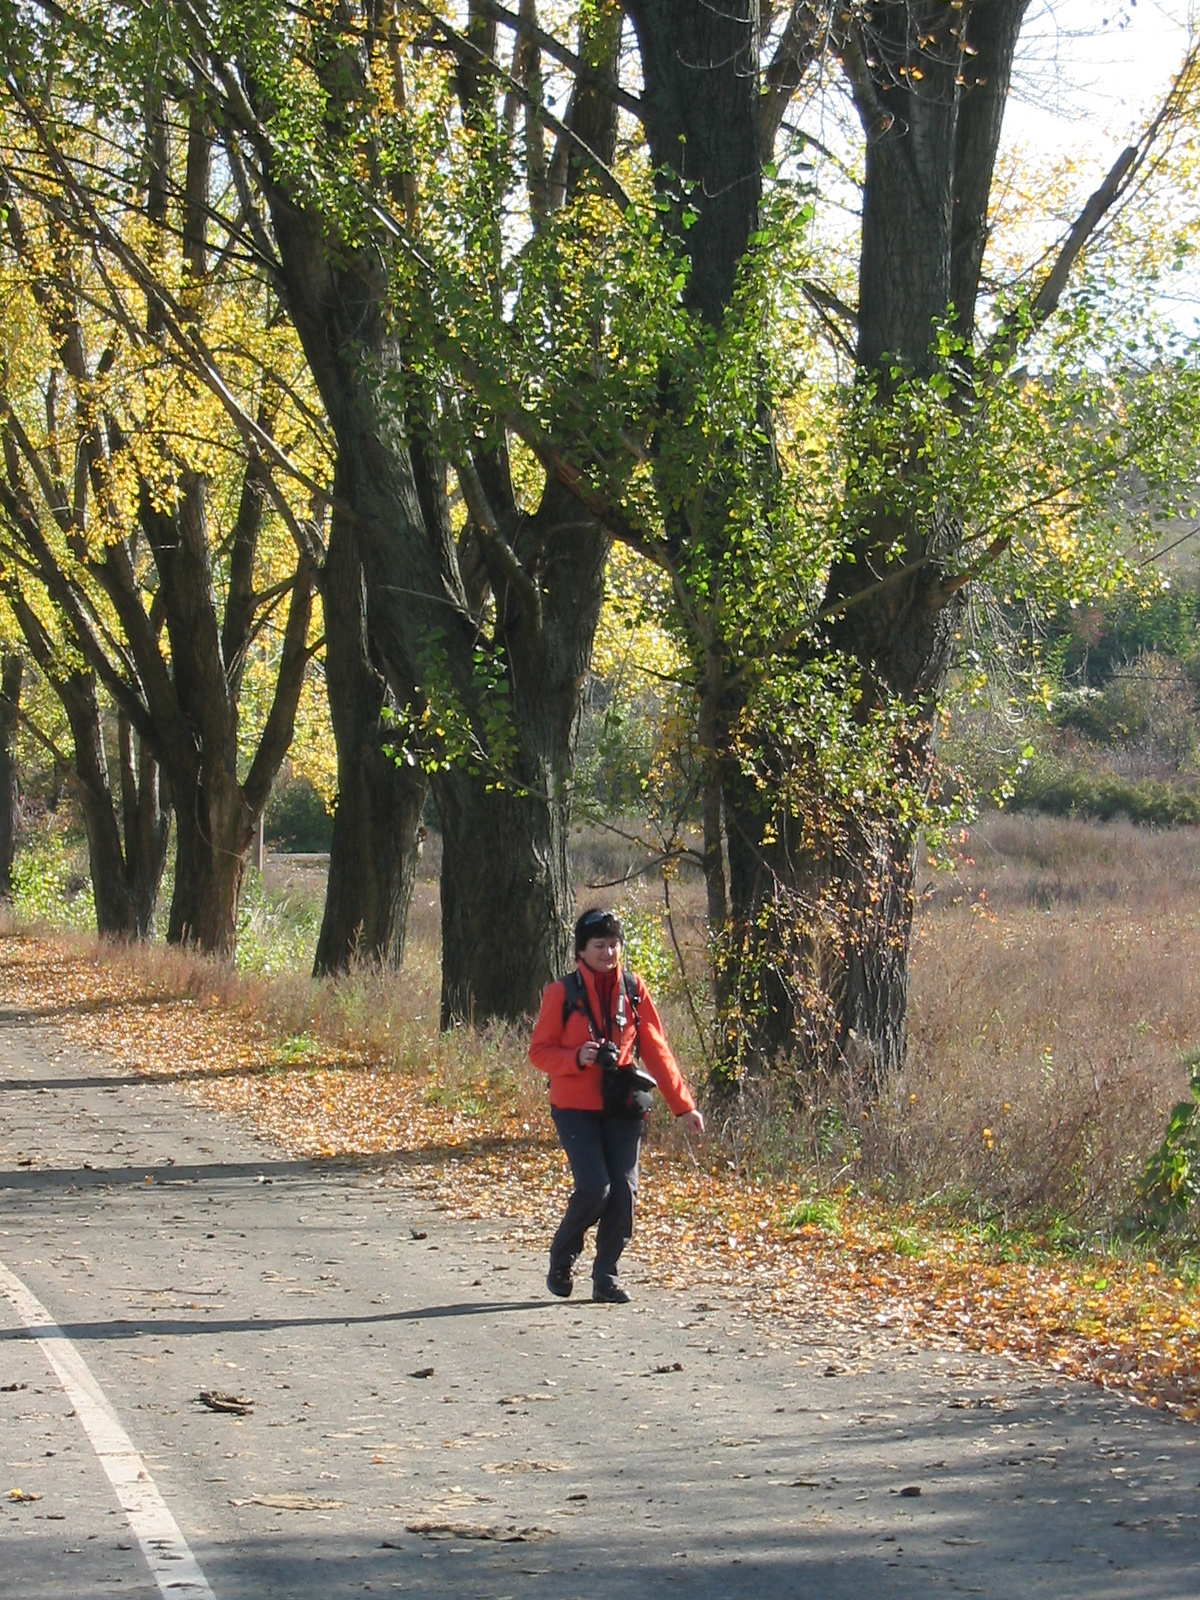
3 931 1199 1421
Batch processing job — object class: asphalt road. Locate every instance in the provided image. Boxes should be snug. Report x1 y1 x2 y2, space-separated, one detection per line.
2 1014 1199 1599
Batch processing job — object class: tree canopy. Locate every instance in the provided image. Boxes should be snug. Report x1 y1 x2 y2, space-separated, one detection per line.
1 1 1199 1086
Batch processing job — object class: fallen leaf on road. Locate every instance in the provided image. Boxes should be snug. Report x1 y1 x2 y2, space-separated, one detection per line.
230 1494 342 1510
405 1520 554 1542
199 1390 253 1415
8 1488 41 1502
410 1367 435 1379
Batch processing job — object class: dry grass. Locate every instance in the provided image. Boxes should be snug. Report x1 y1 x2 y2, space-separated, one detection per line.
7 812 1200 1235
890 815 1200 1230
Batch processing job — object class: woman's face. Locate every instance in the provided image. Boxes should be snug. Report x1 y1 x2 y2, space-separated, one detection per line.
580 934 621 973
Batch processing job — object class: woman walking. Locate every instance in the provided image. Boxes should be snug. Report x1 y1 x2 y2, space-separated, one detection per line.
529 908 704 1303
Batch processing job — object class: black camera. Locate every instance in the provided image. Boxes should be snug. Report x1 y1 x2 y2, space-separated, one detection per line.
595 1041 620 1072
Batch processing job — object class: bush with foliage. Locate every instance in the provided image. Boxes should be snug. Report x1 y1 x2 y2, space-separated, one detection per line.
264 772 334 853
11 829 95 931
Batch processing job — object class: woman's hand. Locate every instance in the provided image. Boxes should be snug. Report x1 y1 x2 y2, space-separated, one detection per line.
576 1042 600 1068
680 1109 705 1137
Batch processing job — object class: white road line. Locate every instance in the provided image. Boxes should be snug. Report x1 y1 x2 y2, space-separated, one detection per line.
0 1257 216 1599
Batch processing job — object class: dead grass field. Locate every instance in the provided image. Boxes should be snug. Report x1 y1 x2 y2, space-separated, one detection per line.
12 812 1200 1236
895 815 1200 1231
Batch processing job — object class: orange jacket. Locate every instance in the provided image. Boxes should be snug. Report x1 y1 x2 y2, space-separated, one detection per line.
529 960 697 1116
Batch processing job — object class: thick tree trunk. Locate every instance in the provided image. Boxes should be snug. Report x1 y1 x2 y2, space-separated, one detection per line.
59 672 144 936
664 1 1032 1089
117 714 170 937
435 477 606 1024
0 654 22 896
436 777 570 1024
314 498 427 975
262 163 609 1020
168 766 251 955
628 0 762 326
249 1 621 1024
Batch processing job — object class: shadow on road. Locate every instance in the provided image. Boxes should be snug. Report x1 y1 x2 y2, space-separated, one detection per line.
0 1155 322 1190
0 996 178 1025
0 1136 555 1191
0 1296 550 1343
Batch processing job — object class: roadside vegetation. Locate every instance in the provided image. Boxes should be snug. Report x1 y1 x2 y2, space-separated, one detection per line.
3 2 1200 1421
5 815 1200 1418
9 805 1200 1259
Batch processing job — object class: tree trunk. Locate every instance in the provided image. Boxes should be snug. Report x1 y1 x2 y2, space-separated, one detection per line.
0 654 22 896
262 162 610 1020
117 713 170 937
314 496 427 975
4 589 170 934
791 2 1027 1083
657 1 1031 1089
59 672 140 936
434 476 607 1024
168 763 251 955
436 761 571 1026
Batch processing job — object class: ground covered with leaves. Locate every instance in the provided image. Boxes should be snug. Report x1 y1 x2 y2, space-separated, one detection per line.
3 930 1199 1424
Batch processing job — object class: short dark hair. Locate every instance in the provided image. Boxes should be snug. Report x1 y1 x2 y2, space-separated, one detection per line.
574 907 623 955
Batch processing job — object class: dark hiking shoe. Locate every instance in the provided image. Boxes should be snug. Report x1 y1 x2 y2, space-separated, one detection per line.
546 1268 573 1298
592 1283 631 1304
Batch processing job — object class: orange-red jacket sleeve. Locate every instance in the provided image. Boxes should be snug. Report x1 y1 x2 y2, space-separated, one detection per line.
633 980 697 1117
529 980 578 1078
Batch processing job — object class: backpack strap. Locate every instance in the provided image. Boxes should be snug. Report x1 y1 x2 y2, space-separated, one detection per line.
622 970 643 1058
561 967 642 1055
561 969 592 1032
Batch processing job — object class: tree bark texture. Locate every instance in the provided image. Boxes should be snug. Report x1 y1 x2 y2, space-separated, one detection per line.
627 0 762 326
133 472 314 956
808 0 1030 1080
314 494 428 975
434 476 606 1022
0 654 22 897
57 670 168 938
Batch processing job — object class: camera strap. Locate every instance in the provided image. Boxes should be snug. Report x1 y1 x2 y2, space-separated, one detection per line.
561 969 640 1054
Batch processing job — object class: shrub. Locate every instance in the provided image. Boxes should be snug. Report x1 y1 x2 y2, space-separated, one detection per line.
1011 765 1200 826
235 869 322 975
11 832 95 932
1137 1057 1200 1228
622 906 675 997
264 772 334 852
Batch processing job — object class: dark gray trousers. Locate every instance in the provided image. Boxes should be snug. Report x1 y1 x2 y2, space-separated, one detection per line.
549 1107 643 1289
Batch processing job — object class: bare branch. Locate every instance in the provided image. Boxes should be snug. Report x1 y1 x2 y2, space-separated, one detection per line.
408 0 632 212
466 0 645 123
455 452 543 633
985 46 1200 373
761 4 827 155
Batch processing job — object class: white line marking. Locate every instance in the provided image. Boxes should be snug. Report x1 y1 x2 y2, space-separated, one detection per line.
0 1257 216 1599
